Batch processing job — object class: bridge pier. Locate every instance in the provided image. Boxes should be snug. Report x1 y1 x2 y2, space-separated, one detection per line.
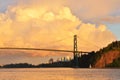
73 35 79 67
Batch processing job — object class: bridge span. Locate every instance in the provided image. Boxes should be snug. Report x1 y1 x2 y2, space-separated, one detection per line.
0 35 91 67
0 47 89 53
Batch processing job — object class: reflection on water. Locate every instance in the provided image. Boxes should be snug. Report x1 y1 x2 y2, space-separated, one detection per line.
0 68 120 80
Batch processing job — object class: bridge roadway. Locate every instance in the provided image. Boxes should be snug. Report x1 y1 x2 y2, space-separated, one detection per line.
0 47 89 53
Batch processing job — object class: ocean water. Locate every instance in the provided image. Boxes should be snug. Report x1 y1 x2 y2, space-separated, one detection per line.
0 68 120 80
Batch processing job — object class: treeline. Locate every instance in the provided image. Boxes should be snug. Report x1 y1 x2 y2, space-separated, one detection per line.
1 63 36 68
0 62 73 68
97 41 120 55
39 61 73 68
77 51 96 68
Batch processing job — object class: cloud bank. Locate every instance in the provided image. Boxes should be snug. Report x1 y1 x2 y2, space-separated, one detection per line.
0 0 116 64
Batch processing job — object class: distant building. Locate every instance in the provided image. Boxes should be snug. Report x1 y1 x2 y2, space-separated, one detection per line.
56 58 60 62
60 56 71 62
49 58 54 64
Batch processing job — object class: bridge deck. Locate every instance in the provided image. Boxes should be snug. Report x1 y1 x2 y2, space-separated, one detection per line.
0 47 89 53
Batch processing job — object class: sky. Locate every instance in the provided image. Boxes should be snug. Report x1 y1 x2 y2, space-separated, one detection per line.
0 0 120 65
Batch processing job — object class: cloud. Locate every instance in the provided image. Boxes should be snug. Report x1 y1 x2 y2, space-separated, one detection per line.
1 0 120 23
0 0 116 64
77 24 116 51
100 16 120 23
66 0 120 22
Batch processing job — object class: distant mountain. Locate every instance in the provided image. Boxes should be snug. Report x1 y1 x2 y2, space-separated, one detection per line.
93 41 120 68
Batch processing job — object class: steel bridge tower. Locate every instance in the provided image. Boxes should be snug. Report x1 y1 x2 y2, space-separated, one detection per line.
73 35 79 67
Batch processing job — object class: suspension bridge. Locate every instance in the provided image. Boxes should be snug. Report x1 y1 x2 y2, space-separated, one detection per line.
0 35 95 67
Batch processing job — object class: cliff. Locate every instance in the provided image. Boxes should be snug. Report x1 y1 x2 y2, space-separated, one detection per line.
94 50 120 68
93 41 120 68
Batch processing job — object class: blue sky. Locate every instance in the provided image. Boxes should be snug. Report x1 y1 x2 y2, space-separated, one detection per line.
107 24 120 40
0 0 17 12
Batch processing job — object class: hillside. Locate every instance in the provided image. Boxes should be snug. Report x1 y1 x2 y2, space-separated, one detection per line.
93 41 120 68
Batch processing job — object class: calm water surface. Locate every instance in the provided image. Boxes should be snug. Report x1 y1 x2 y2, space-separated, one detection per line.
0 68 120 80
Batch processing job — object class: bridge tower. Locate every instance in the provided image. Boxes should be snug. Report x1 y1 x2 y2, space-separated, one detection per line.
73 35 79 67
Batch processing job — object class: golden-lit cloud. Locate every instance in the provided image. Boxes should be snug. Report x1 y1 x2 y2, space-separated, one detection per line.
0 0 116 59
77 24 116 51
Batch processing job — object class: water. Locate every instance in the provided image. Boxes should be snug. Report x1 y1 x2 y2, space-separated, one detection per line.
0 68 120 80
